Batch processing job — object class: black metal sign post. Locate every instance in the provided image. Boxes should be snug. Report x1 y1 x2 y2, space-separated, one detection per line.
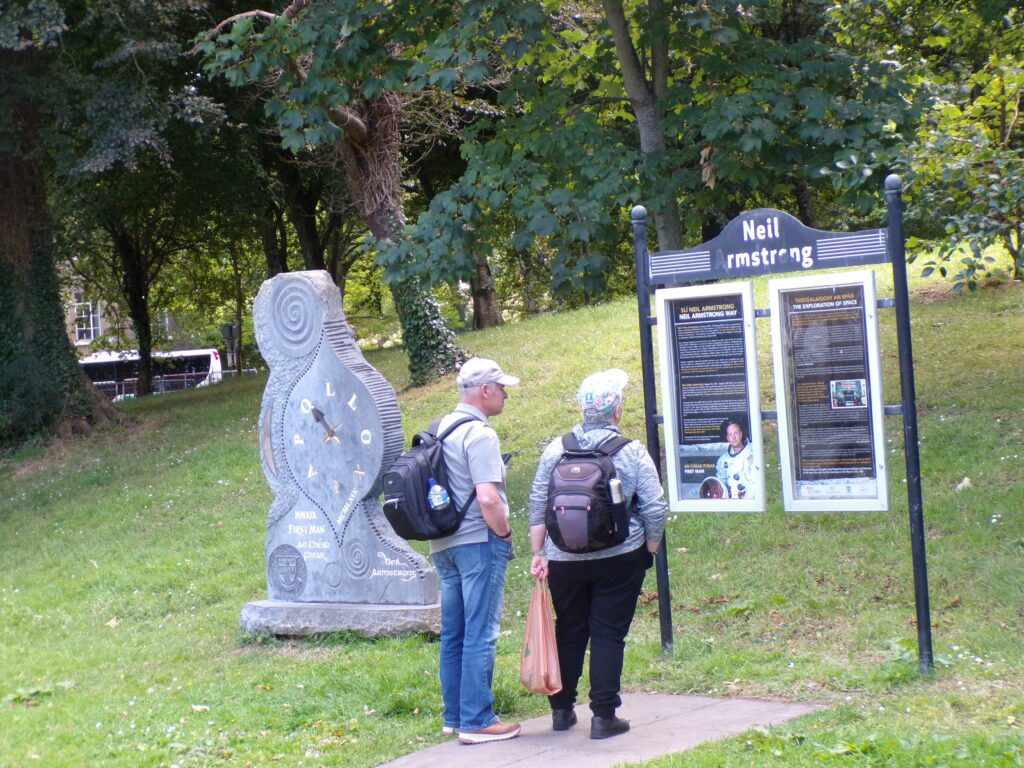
633 207 675 657
631 176 934 672
885 175 934 673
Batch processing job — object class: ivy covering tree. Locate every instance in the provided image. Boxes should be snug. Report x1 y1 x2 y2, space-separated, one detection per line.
0 9 115 448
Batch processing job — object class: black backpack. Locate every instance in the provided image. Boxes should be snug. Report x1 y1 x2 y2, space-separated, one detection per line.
381 416 479 541
546 433 633 553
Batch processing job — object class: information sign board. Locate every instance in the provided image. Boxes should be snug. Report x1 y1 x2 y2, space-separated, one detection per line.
769 272 889 511
655 283 764 512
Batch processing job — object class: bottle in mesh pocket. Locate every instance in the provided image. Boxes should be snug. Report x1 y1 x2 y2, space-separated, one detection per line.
608 478 624 504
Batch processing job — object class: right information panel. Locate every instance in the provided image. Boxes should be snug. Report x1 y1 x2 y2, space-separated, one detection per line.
769 271 889 512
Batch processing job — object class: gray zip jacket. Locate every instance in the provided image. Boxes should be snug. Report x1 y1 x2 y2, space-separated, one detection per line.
528 422 667 561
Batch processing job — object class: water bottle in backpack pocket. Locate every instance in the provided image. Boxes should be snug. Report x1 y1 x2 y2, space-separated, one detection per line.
427 477 450 511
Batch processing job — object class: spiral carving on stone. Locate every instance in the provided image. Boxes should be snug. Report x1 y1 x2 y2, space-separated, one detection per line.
344 538 372 580
269 280 323 358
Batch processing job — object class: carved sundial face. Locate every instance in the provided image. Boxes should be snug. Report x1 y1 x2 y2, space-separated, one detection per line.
283 348 383 526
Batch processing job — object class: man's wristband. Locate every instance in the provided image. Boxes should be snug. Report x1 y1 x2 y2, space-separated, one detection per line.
496 529 513 540
532 550 546 557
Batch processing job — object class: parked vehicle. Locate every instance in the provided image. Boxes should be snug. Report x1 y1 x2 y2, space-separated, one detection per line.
79 348 223 400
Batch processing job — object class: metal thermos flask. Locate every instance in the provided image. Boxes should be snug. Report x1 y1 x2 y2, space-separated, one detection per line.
609 478 624 504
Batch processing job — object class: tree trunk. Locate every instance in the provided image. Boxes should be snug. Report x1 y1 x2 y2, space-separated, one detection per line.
266 145 327 271
338 94 464 385
470 253 502 329
1008 200 1022 281
231 246 245 373
110 226 154 396
327 221 361 304
0 50 108 447
602 0 684 251
283 188 325 271
793 178 818 229
260 201 289 278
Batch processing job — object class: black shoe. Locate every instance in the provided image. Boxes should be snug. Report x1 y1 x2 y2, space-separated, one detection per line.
552 709 577 731
590 715 629 739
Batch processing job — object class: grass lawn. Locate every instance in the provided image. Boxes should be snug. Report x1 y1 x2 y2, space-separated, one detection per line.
1 272 1022 767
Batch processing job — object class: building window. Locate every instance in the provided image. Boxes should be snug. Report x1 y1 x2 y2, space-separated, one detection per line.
74 291 100 343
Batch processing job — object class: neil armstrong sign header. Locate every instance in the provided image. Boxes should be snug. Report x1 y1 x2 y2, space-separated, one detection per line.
648 208 889 285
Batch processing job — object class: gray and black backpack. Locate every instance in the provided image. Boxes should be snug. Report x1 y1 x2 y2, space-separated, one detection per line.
545 433 633 553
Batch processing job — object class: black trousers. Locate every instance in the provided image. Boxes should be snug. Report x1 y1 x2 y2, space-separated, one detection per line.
547 545 652 718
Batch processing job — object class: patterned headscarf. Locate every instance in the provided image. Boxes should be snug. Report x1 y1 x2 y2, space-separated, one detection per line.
577 369 628 423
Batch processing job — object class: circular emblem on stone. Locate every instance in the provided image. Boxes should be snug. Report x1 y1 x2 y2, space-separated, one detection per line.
269 280 323 358
344 538 372 579
269 544 307 599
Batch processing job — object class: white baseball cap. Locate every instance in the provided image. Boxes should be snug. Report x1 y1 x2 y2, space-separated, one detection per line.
456 357 520 389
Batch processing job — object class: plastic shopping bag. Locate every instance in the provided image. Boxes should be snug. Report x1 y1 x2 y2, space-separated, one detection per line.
519 577 562 695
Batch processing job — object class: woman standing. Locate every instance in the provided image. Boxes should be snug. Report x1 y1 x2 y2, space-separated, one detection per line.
528 369 666 739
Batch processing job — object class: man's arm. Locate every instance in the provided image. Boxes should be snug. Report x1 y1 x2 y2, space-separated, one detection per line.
475 481 512 538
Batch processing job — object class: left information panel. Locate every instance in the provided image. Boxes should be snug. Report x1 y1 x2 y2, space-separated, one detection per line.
656 283 765 512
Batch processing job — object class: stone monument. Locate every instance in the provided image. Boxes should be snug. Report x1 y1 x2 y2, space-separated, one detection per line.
240 270 439 637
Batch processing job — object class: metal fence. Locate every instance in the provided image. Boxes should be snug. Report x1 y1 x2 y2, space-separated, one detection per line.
92 369 257 400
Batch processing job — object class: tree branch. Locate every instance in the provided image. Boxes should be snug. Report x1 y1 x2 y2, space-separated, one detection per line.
203 4 369 146
207 10 279 37
328 106 368 145
649 0 669 101
601 0 654 110
282 0 315 20
283 58 369 144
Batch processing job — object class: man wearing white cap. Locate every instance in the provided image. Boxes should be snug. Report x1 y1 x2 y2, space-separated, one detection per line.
431 357 521 744
528 369 665 739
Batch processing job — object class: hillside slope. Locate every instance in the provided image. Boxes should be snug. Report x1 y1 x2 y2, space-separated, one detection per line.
1 277 1021 767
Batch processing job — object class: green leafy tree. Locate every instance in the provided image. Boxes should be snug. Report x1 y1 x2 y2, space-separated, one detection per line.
0 9 114 447
41 0 279 395
195 0 548 382
911 9 1023 289
830 0 1022 291
56 118 261 395
395 0 916 306
165 226 265 372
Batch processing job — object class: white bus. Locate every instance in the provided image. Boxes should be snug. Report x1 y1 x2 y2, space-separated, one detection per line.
79 348 223 400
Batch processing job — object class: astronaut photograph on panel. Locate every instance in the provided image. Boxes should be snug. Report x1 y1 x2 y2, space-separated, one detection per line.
713 417 757 500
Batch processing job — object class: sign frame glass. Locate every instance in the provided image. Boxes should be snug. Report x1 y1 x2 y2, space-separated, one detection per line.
769 270 889 512
655 282 765 513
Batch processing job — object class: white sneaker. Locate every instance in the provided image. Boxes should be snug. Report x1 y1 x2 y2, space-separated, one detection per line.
442 726 456 737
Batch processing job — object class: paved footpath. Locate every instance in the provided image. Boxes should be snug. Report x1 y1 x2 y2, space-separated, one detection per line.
377 692 823 768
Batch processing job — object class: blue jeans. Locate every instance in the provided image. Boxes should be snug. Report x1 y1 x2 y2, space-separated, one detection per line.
431 533 511 732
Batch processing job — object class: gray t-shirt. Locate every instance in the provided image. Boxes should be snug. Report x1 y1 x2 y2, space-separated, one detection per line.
428 403 508 554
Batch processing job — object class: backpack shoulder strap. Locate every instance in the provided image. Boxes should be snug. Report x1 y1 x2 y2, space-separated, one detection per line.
433 414 483 519
560 432 631 457
560 432 582 453
601 436 632 456
435 415 480 442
